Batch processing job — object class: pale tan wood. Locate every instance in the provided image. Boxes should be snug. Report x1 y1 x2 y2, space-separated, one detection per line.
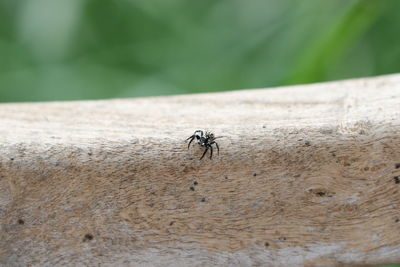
1 74 400 266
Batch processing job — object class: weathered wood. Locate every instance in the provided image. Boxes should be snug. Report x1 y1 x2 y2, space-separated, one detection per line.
1 74 400 266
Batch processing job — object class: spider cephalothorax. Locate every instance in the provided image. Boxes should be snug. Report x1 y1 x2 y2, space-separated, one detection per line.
186 130 220 160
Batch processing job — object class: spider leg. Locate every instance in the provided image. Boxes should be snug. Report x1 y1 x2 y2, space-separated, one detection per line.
209 145 213 159
194 130 203 136
210 141 219 155
200 147 208 160
186 135 195 149
186 135 195 141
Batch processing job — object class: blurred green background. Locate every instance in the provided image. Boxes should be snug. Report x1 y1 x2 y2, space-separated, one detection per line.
0 0 400 102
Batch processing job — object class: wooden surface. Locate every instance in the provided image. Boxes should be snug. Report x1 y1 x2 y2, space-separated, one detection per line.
1 74 400 266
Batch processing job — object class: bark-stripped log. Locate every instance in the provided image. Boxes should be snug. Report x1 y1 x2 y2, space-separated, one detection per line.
1 74 400 266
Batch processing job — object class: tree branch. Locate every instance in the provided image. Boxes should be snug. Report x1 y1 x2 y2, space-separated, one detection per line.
1 74 400 266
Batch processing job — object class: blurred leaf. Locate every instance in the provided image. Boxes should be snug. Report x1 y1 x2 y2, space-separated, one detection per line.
285 0 383 85
0 0 400 102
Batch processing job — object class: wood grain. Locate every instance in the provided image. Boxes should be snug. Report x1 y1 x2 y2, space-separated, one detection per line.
1 74 400 266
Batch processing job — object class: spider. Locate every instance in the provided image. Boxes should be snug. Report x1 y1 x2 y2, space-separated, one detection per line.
186 130 220 160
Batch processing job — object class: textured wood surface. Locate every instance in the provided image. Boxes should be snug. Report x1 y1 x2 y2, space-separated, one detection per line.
1 74 400 266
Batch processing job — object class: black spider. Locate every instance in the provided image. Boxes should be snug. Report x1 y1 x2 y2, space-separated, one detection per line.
186 130 220 160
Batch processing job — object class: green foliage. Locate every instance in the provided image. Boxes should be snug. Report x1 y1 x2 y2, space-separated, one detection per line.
0 0 399 102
